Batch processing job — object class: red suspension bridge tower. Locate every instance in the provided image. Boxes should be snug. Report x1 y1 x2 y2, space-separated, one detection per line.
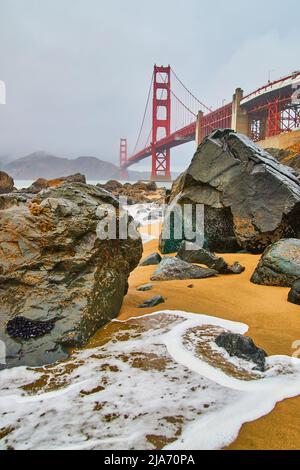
119 64 206 181
151 65 171 181
119 138 128 180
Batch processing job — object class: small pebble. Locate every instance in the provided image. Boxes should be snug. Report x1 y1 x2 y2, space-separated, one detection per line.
138 296 165 309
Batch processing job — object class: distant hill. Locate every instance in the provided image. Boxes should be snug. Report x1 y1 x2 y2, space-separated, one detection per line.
4 151 150 181
0 155 11 170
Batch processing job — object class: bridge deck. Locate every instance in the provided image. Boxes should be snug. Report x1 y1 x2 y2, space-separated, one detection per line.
124 121 196 168
123 70 300 170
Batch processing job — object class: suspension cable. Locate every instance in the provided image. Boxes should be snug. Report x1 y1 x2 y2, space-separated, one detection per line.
171 90 197 118
132 72 154 155
158 72 196 133
171 67 212 113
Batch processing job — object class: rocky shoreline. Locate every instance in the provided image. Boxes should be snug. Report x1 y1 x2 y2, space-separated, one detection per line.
1 130 300 369
97 179 167 204
1 130 300 450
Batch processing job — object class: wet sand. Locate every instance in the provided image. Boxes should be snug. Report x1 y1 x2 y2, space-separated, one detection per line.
118 237 300 450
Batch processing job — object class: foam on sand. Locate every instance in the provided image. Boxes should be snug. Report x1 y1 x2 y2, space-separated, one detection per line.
1 311 300 450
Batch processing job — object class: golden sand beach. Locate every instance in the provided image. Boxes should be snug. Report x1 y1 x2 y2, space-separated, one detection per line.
117 235 300 450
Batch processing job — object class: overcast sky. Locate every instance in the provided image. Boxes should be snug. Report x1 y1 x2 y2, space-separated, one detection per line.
0 0 299 171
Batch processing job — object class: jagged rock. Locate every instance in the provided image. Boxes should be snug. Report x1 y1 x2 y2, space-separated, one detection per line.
138 296 165 308
227 262 245 275
137 283 153 292
0 183 142 368
265 148 291 161
215 332 268 372
160 129 300 254
177 241 228 273
98 180 166 204
150 257 217 281
176 241 245 275
145 181 157 191
251 239 300 287
98 180 123 192
131 181 157 192
27 178 49 193
0 193 33 211
25 173 86 193
57 173 86 184
0 171 14 194
267 145 300 173
288 280 300 305
140 253 162 266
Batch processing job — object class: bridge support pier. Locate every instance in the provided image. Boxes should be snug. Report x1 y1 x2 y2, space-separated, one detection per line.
195 111 204 147
231 88 249 135
150 172 172 182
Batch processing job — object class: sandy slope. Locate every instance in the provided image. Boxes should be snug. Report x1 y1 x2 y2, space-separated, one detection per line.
118 237 300 450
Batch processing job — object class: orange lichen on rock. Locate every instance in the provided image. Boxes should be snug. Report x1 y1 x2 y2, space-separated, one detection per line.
38 221 56 232
47 178 68 187
28 202 47 216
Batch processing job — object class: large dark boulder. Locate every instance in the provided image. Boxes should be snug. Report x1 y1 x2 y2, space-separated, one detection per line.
150 257 217 281
251 238 300 287
288 280 300 305
0 183 142 368
215 332 268 372
0 171 14 194
160 129 300 254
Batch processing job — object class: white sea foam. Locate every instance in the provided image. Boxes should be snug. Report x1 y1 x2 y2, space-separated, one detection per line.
0 310 300 450
126 203 164 227
126 203 164 244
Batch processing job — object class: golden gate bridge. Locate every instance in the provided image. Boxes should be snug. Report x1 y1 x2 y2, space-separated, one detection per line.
120 65 300 181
